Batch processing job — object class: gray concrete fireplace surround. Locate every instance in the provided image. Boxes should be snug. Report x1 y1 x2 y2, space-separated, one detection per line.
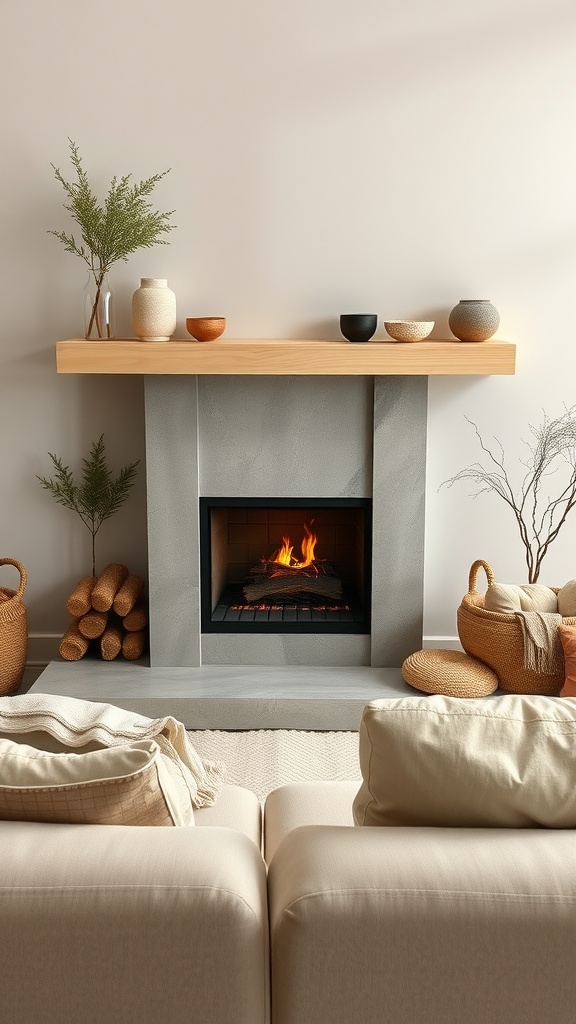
147 373 427 670
37 372 428 728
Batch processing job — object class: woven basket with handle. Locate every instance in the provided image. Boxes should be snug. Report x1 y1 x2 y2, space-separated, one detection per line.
457 558 573 696
0 558 28 696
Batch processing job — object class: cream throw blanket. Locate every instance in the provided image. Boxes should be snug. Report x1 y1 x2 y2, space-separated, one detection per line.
515 611 563 674
0 692 226 808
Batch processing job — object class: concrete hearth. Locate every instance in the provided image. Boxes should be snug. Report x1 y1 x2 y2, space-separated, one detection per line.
32 661 413 730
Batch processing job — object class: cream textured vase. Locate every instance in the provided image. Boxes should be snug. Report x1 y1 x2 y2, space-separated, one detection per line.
448 299 500 342
131 278 177 342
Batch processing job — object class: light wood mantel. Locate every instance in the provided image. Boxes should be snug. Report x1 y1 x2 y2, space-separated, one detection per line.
56 337 516 376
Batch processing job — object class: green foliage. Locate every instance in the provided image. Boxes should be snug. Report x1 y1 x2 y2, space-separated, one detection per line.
49 139 176 276
48 140 176 337
37 435 139 576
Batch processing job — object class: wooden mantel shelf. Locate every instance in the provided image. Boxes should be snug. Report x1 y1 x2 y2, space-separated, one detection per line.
56 337 516 376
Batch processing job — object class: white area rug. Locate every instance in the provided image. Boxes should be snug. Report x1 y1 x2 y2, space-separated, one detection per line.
188 729 361 801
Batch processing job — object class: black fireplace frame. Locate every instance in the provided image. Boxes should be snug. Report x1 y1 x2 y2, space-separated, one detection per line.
199 496 372 634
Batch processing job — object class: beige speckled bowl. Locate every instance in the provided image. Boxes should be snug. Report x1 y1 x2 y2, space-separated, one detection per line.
384 320 434 342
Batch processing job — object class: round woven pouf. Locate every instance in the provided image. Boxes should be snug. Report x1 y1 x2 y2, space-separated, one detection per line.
402 649 499 698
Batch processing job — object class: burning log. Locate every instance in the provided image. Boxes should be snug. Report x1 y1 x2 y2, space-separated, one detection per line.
244 568 342 603
243 522 343 604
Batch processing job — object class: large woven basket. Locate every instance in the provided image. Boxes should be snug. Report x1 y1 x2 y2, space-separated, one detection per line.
457 559 573 696
0 558 28 696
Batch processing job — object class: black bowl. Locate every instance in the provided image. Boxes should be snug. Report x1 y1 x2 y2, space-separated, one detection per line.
340 313 377 343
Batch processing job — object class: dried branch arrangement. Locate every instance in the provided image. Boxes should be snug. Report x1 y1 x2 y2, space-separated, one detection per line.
441 406 576 583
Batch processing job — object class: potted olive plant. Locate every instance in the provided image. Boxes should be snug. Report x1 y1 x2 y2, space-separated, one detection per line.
49 139 176 338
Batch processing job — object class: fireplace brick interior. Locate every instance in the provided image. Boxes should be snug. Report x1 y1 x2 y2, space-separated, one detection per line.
201 499 371 633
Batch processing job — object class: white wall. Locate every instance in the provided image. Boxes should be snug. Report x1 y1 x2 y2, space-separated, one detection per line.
2 0 576 662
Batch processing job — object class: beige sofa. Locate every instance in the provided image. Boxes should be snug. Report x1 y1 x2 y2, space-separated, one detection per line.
265 781 576 1024
4 692 576 1024
1 784 268 1024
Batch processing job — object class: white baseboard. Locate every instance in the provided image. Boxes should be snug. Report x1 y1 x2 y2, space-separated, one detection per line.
25 633 463 679
26 633 62 668
423 636 463 651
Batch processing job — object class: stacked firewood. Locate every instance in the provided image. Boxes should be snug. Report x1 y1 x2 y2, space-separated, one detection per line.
59 563 148 662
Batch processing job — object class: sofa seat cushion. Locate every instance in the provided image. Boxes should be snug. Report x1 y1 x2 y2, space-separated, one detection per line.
268 824 576 1024
0 735 190 826
195 784 262 847
0 821 269 1024
353 693 576 828
264 781 358 864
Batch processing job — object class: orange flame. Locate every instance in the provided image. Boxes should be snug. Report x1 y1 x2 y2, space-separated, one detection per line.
271 522 317 569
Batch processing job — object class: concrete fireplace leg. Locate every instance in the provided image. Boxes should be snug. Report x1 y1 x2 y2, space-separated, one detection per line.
145 376 201 667
370 375 427 667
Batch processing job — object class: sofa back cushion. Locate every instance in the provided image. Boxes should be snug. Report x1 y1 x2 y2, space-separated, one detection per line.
353 693 576 828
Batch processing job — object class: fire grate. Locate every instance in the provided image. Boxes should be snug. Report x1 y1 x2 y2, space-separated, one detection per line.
208 584 367 632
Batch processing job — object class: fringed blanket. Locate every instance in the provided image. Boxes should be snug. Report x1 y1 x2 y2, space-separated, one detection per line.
515 611 563 674
0 692 226 807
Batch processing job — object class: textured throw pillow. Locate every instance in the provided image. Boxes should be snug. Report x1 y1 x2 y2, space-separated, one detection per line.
0 692 226 818
353 693 576 828
0 736 188 826
484 582 558 613
559 623 576 696
558 580 576 618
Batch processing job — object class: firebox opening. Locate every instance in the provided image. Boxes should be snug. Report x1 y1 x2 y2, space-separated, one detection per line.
200 498 372 634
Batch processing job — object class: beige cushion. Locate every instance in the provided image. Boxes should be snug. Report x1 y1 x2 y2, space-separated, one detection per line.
558 579 576 617
195 783 262 847
268 824 576 1024
264 781 358 863
484 582 558 613
0 692 225 813
353 693 576 828
0 735 190 826
0 821 268 1024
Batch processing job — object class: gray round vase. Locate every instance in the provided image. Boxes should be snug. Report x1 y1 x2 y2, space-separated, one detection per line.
448 299 500 342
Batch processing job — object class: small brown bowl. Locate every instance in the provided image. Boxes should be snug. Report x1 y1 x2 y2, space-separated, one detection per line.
185 317 226 342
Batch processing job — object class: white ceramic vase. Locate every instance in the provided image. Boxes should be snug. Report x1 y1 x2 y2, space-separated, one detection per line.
131 278 177 342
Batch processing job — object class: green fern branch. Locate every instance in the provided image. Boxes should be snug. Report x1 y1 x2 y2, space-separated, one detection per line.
48 140 176 336
37 435 139 576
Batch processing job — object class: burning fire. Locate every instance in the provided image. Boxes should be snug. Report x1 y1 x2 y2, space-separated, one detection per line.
270 522 317 570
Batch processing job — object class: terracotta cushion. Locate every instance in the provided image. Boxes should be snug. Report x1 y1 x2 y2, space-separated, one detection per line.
559 623 576 696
